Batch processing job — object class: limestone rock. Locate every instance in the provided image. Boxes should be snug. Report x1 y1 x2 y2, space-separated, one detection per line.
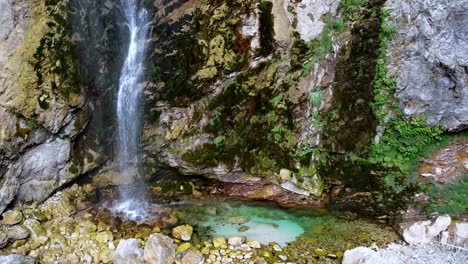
387 0 468 131
113 239 145 264
228 216 250 225
2 210 23 225
144 233 176 264
0 231 8 248
228 236 246 246
176 242 191 253
7 225 29 240
172 224 193 241
0 255 36 264
181 249 204 264
213 237 227 248
95 231 113 244
455 222 468 244
283 0 340 41
280 181 311 197
342 247 381 264
400 215 451 244
246 240 261 249
23 219 45 237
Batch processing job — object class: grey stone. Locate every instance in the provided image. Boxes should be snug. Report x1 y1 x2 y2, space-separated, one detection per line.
0 0 14 41
400 215 451 244
113 239 145 264
228 236 246 246
144 233 175 264
343 247 381 264
7 226 29 241
181 249 204 264
387 0 468 132
0 231 8 248
0 255 36 264
283 0 340 41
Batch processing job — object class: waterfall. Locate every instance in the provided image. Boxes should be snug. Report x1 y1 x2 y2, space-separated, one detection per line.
115 0 148 210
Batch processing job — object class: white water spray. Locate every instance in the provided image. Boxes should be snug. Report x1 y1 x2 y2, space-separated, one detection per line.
116 0 148 209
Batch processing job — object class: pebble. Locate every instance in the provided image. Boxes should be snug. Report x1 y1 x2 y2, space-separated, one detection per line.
273 244 282 251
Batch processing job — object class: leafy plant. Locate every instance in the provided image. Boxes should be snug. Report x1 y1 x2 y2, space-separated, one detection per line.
309 90 323 108
340 0 369 22
426 176 468 216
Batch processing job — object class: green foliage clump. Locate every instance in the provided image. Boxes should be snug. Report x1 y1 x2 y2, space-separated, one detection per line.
340 0 369 21
426 176 468 216
361 9 444 217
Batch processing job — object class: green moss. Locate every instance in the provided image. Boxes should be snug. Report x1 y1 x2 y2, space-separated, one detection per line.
33 0 80 99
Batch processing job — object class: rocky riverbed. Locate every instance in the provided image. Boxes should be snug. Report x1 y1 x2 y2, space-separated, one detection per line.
0 183 400 263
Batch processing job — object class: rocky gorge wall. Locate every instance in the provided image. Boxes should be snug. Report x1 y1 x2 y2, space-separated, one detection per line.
140 0 468 215
0 0 467 217
0 0 127 213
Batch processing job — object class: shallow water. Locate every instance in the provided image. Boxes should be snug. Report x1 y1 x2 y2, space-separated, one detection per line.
170 200 366 247
105 198 398 251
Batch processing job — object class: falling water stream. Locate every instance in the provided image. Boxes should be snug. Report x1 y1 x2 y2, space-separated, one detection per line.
115 0 149 215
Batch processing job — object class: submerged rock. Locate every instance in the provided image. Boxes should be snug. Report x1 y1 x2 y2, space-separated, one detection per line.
144 233 175 264
228 216 250 225
113 239 145 264
172 224 193 241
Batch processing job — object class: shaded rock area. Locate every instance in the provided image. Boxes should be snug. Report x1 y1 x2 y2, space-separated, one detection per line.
207 180 322 207
387 0 468 132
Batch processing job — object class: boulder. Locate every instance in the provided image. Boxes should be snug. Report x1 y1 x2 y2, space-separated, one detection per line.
172 224 193 241
144 233 175 264
0 255 36 264
455 222 468 244
342 247 381 264
400 215 451 244
181 249 204 264
2 210 23 225
7 226 29 240
113 239 145 264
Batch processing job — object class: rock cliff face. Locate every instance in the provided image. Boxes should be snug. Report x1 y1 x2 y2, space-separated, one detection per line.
140 0 468 208
0 0 105 213
387 0 468 132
